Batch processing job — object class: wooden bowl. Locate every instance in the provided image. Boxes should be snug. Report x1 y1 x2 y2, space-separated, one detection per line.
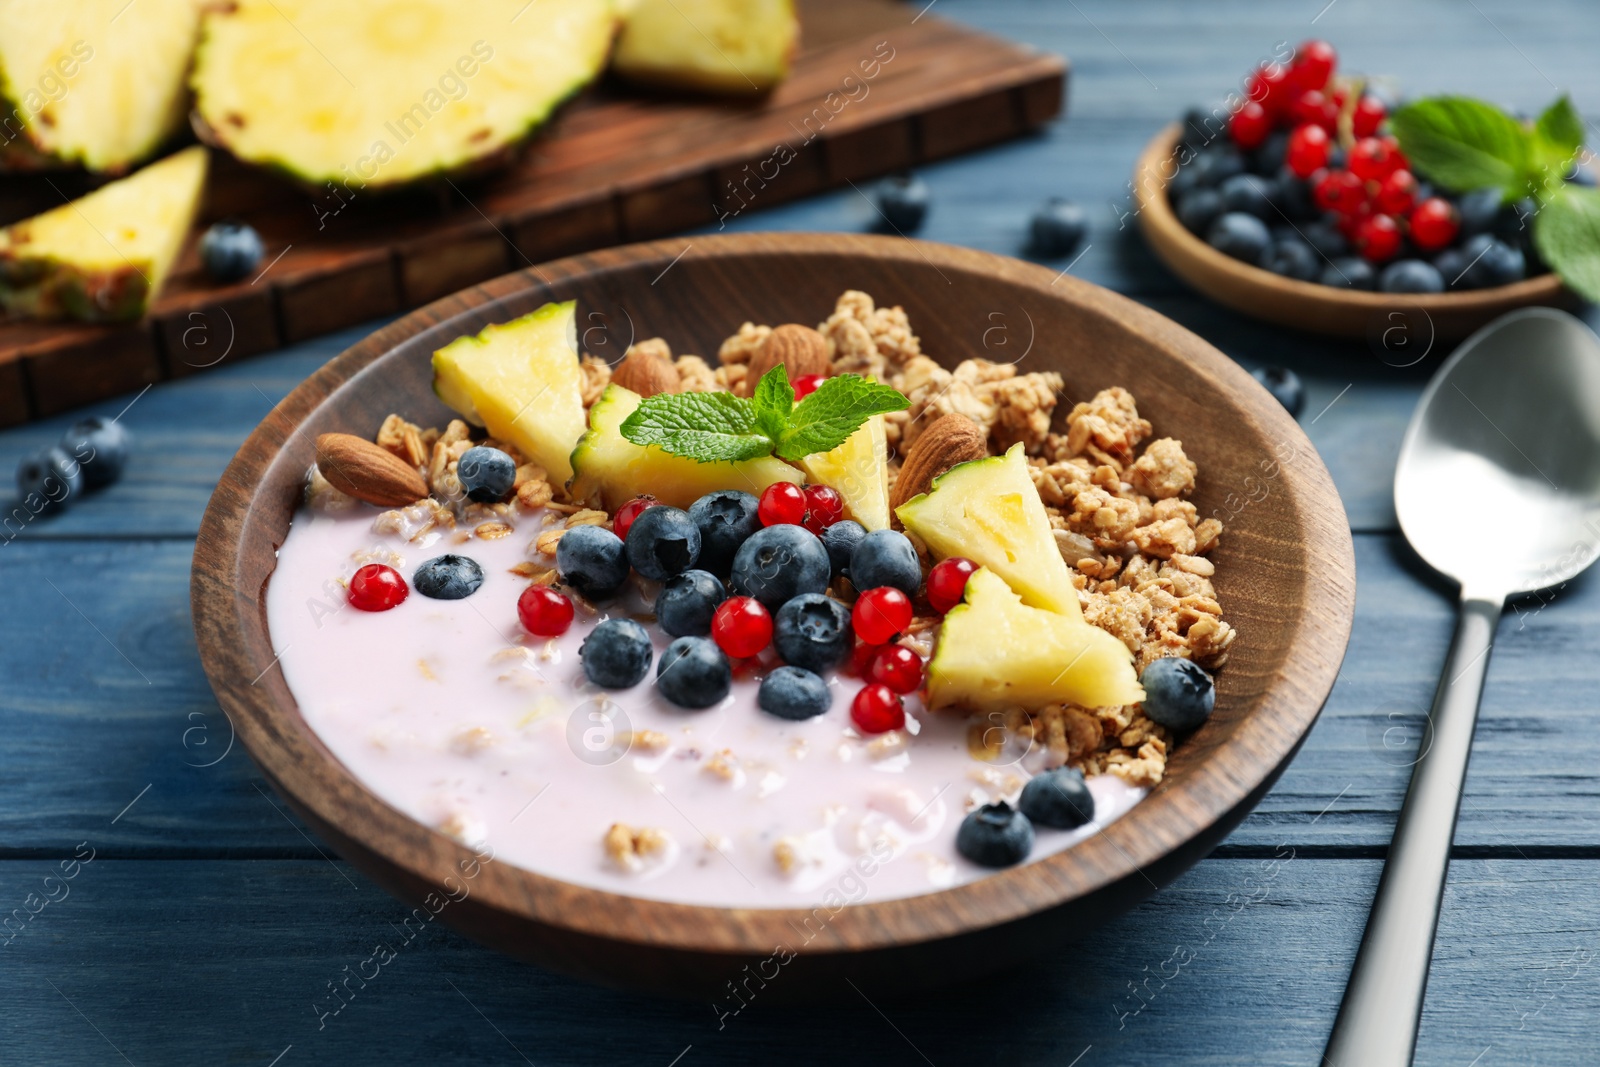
1135 124 1579 341
192 232 1354 999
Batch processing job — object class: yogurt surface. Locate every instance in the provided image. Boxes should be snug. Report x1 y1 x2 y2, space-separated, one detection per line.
265 501 1145 908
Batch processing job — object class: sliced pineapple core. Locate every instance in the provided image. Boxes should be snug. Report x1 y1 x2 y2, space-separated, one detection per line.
432 301 588 485
896 443 1082 618
612 0 798 95
0 145 207 322
927 568 1143 713
0 0 201 172
191 0 617 187
800 414 890 531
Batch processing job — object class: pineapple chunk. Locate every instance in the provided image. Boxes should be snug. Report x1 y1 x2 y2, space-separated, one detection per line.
612 0 797 95
927 568 1143 713
570 384 802 511
800 414 890 531
432 302 588 485
191 0 617 188
896 443 1082 618
0 0 201 173
0 145 207 322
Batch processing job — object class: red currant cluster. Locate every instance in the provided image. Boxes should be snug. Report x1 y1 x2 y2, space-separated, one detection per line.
756 481 844 535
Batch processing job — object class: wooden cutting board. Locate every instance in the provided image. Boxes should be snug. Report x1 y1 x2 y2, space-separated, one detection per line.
0 0 1064 428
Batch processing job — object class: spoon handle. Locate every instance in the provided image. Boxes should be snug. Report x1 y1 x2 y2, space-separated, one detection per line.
1323 594 1504 1067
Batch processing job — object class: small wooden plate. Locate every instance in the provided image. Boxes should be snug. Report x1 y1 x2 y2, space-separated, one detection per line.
1135 124 1578 341
192 233 1355 999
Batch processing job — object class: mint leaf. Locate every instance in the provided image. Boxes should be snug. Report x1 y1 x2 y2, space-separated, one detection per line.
749 365 793 443
1533 94 1586 177
1533 185 1600 303
1391 95 1529 195
619 390 773 463
774 375 908 461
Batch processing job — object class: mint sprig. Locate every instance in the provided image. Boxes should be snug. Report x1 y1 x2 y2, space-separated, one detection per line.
618 367 908 464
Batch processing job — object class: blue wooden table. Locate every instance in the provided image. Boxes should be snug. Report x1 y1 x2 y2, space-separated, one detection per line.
5 2 1599 1064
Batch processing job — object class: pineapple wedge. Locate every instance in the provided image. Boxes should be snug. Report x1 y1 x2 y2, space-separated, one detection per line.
612 0 798 95
570 384 803 511
800 414 890 531
0 145 207 322
927 568 1143 713
896 443 1082 618
0 0 201 173
191 0 617 188
432 302 588 485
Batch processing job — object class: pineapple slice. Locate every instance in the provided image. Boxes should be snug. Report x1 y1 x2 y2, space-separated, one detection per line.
432 301 588 485
612 0 798 95
896 443 1082 618
0 0 201 173
0 145 207 322
800 414 890 531
927 568 1143 713
191 0 617 188
570 384 803 511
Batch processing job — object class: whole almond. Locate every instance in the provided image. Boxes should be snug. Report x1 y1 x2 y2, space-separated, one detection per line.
316 432 429 506
611 347 681 397
748 323 831 386
890 413 989 513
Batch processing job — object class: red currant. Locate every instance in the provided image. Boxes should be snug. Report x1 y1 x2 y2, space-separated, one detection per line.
1354 213 1402 263
1409 196 1461 252
852 586 913 646
712 596 773 658
348 564 408 612
851 684 905 734
802 484 844 533
850 640 882 677
792 373 824 400
1375 169 1419 216
757 481 807 526
867 644 923 695
1313 168 1367 215
1352 94 1387 139
1335 199 1374 237
612 495 659 542
1290 90 1338 132
1246 62 1294 117
1229 100 1271 150
926 556 977 614
1289 39 1337 93
1349 136 1402 182
1286 123 1331 178
517 585 574 637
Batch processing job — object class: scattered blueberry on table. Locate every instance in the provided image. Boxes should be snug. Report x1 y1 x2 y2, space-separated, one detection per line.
873 173 929 233
15 446 83 514
1028 197 1086 257
59 417 130 489
1251 366 1306 418
199 220 265 282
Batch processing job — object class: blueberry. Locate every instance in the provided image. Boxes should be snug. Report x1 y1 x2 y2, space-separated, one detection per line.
57 417 130 490
1456 188 1502 238
1379 259 1445 294
820 519 866 580
1192 144 1245 187
1176 188 1225 235
1275 167 1313 219
1301 220 1349 259
955 802 1034 868
655 635 731 709
1251 366 1304 418
1492 198 1537 245
1218 173 1280 221
1434 248 1469 288
456 445 516 503
1180 106 1225 150
729 524 831 610
687 490 760 576
1206 212 1271 266
655 569 726 638
625 505 701 581
849 529 921 597
1459 234 1525 289
581 618 652 689
1167 160 1203 200
413 554 484 600
772 593 853 674
757 666 833 721
1320 256 1375 290
1253 130 1290 175
15 446 82 514
1264 238 1319 282
1029 198 1086 257
1140 656 1216 732
1018 768 1095 829
556 524 630 599
199 221 265 282
875 173 929 233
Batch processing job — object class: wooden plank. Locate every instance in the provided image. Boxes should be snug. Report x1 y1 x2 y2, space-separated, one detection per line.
0 359 28 427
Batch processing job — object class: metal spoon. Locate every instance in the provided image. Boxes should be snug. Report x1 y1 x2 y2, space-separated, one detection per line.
1324 307 1600 1067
